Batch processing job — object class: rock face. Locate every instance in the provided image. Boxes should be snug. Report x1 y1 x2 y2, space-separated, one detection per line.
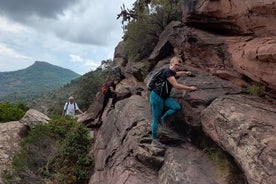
89 96 156 184
0 121 25 184
201 95 276 184
88 70 275 184
89 96 233 184
184 0 276 89
184 0 276 36
78 77 145 127
87 1 276 183
149 0 276 90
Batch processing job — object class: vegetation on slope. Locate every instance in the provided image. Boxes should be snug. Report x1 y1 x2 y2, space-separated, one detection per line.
3 116 93 184
0 61 80 103
0 102 29 123
118 0 184 62
29 65 123 116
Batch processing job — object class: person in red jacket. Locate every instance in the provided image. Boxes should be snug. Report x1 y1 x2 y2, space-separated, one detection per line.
97 78 121 121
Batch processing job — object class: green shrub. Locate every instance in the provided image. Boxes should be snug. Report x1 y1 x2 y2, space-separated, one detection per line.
3 116 94 184
121 0 184 61
0 102 29 123
202 141 245 184
203 146 231 171
246 84 265 96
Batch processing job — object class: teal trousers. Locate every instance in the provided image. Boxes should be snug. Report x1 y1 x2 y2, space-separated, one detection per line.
150 91 181 139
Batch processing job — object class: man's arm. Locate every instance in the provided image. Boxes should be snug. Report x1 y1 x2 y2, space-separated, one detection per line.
109 86 120 94
167 76 197 91
62 103 67 115
176 71 192 77
77 109 84 114
75 103 84 114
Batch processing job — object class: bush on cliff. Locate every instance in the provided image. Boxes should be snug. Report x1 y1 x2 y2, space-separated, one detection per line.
119 0 183 62
0 102 29 123
3 116 93 184
246 84 265 96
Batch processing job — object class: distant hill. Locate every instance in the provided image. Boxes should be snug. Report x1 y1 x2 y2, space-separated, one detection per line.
0 61 80 103
29 66 121 116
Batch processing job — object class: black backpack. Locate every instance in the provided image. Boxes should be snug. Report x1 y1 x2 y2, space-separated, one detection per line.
147 68 167 91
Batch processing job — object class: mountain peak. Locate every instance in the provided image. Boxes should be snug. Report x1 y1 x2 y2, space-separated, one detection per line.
33 61 49 65
0 61 80 102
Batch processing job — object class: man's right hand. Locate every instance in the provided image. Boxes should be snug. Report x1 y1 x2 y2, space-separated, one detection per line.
189 86 197 91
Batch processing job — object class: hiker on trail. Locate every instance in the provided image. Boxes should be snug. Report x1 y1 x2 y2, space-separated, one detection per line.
149 56 197 148
63 96 83 116
97 77 121 122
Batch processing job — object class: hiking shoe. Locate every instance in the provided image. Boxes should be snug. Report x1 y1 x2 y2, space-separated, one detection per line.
151 139 166 148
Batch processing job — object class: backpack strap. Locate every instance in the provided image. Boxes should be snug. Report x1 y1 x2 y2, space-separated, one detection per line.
65 102 69 111
65 102 76 111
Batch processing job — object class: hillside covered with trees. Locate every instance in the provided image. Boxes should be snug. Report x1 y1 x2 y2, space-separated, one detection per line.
0 61 80 103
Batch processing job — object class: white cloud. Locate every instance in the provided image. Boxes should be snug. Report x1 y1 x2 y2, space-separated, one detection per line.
0 17 26 33
0 0 135 75
69 54 84 63
84 59 100 68
0 44 32 60
0 44 34 72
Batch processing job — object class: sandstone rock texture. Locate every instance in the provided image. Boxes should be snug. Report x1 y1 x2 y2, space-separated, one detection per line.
20 109 50 128
89 96 232 184
0 109 50 183
201 95 276 184
183 0 276 90
149 0 276 90
0 121 25 184
78 77 145 127
87 1 276 183
87 73 275 184
87 1 276 182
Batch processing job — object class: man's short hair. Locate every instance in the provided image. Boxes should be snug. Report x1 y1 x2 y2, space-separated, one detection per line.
170 56 183 64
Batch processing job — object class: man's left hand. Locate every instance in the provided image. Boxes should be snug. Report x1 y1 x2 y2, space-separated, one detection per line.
185 71 192 76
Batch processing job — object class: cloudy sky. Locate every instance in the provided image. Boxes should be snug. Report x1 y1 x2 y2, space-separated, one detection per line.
0 0 135 75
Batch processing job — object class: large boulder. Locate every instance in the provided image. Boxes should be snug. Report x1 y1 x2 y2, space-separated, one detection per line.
172 67 243 127
78 77 146 127
201 95 276 184
0 121 25 184
226 37 276 89
20 109 50 129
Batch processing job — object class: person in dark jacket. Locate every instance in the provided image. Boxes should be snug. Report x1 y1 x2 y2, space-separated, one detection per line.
97 77 121 121
150 56 197 148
